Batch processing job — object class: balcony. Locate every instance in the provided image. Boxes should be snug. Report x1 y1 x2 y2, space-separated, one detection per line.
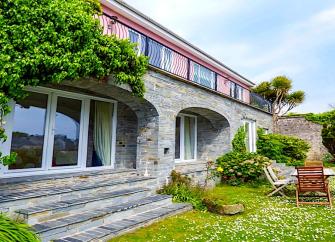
98 13 272 113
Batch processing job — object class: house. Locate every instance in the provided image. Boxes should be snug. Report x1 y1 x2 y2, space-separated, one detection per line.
0 1 272 241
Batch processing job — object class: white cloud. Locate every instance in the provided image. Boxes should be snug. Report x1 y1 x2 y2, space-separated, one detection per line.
125 0 248 37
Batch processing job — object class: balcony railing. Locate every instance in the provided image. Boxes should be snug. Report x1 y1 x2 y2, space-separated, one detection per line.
250 93 272 113
98 13 272 113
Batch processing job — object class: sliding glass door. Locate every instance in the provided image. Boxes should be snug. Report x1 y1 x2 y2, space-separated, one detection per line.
9 92 49 170
51 97 82 167
3 87 117 175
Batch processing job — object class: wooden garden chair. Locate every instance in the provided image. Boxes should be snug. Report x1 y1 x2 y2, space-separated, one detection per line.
304 160 323 167
296 166 332 208
264 166 294 197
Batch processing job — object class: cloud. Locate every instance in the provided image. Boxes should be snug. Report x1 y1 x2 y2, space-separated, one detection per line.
125 0 249 37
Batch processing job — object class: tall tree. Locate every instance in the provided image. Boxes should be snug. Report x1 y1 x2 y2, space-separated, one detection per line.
0 0 148 165
252 76 305 132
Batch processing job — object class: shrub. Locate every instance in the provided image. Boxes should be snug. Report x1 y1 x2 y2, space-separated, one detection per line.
232 126 247 153
257 130 310 166
158 171 206 210
323 153 334 163
321 120 335 158
305 110 335 158
216 152 271 184
0 214 40 242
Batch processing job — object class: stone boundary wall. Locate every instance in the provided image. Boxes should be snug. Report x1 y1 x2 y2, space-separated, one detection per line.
277 116 328 160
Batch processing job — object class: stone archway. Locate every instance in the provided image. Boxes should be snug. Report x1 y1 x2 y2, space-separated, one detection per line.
176 107 231 162
56 79 160 173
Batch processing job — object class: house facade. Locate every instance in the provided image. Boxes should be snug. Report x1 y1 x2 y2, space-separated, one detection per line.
0 0 272 183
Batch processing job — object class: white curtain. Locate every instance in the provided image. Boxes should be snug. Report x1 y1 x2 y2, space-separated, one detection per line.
184 116 195 160
94 101 113 166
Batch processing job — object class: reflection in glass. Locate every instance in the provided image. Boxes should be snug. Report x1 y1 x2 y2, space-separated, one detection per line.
10 92 48 169
52 97 81 167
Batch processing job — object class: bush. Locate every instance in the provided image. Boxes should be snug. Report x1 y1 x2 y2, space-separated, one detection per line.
216 152 271 184
323 153 334 163
305 110 335 158
158 171 206 210
322 120 335 158
232 127 247 153
257 130 310 166
0 214 40 242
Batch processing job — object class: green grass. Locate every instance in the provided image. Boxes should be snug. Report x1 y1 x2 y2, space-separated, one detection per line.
111 180 335 242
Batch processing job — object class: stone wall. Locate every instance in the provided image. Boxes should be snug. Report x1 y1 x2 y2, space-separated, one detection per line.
142 70 272 183
115 102 138 169
278 116 328 160
62 69 273 185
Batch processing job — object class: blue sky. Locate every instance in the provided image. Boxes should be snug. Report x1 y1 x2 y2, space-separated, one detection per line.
126 0 335 113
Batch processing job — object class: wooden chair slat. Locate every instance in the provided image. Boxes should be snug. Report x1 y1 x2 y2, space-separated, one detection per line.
295 166 332 208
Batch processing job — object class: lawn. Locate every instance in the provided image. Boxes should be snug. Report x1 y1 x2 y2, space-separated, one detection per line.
111 180 335 242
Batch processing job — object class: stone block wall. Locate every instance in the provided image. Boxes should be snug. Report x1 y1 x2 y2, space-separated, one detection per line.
277 116 328 160
63 69 273 185
115 102 138 169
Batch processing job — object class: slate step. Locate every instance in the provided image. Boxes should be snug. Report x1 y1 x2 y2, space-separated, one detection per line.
0 176 157 213
16 187 151 224
34 195 173 242
55 203 192 242
0 169 137 186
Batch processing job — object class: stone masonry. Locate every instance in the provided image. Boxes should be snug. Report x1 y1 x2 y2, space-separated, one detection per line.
278 116 328 160
61 68 273 185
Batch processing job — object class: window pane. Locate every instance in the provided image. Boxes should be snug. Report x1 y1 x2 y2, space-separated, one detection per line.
52 97 81 167
87 100 113 167
184 116 195 160
175 117 181 159
10 92 48 169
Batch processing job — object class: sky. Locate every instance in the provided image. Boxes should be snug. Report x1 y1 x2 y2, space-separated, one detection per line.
126 0 335 113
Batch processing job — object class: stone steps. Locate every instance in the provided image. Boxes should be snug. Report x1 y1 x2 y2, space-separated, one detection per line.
34 195 173 242
54 203 192 242
16 187 151 224
0 170 192 241
0 175 157 213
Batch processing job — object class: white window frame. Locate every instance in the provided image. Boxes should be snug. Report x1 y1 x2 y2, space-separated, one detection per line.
175 113 197 163
243 119 257 152
0 86 118 177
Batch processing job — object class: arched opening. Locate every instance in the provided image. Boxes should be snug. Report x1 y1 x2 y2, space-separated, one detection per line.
175 107 230 163
59 80 159 171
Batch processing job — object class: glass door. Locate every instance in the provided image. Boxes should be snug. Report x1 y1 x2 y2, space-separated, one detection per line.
49 96 83 168
8 92 49 171
3 87 117 176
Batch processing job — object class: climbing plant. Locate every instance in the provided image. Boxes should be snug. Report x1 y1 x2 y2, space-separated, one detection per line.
0 0 148 165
